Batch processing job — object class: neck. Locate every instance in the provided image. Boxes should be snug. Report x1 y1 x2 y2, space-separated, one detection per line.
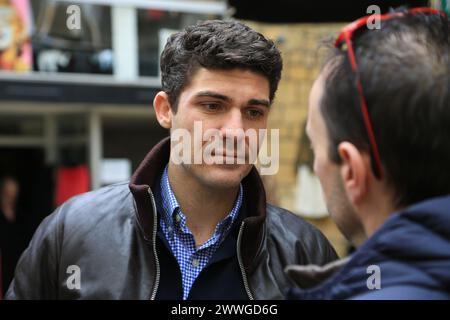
360 189 397 240
167 162 240 246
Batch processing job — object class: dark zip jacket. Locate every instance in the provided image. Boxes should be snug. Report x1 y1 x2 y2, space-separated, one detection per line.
6 137 337 300
286 195 450 300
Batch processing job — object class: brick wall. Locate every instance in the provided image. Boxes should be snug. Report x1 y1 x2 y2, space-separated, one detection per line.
245 22 350 257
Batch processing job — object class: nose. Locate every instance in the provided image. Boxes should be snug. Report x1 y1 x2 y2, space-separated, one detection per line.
220 108 244 134
218 109 247 156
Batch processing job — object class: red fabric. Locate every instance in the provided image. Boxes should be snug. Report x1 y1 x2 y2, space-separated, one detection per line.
147 9 164 19
55 165 90 206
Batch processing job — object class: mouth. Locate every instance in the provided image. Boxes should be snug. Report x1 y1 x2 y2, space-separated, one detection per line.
212 151 246 158
209 151 247 163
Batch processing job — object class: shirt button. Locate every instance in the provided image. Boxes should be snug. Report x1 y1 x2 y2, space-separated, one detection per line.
175 214 182 223
167 226 173 233
192 258 199 268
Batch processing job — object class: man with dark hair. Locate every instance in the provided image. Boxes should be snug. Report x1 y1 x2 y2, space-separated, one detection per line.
7 20 337 300
287 8 450 299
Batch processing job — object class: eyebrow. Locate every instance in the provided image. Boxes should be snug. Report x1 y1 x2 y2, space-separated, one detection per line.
194 91 231 102
248 98 270 108
194 91 270 108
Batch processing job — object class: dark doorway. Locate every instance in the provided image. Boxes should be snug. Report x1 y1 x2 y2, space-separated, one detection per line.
0 148 54 237
0 147 54 295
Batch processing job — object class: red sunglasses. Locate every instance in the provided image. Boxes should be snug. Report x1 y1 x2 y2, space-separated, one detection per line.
334 7 447 179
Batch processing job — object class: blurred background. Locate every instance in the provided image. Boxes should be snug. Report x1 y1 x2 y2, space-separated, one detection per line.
1 0 448 297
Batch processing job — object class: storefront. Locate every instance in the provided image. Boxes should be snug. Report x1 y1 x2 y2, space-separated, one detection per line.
0 0 226 228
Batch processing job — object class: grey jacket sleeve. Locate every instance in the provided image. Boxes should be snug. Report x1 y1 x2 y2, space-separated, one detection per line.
6 208 62 300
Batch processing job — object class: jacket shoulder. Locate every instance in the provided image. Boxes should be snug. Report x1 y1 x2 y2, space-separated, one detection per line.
6 182 142 299
58 182 134 223
265 204 338 265
265 203 329 243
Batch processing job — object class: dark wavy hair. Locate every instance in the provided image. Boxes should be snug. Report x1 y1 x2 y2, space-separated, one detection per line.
160 20 283 111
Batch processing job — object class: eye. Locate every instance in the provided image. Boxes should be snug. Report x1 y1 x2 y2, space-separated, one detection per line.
202 103 222 112
246 108 264 119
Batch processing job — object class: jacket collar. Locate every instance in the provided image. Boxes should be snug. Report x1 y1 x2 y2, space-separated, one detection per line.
129 137 267 274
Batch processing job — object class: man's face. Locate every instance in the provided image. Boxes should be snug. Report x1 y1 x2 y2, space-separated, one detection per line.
306 70 364 244
170 68 270 190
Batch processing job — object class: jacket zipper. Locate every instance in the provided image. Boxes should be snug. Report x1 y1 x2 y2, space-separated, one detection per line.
148 187 161 300
237 221 254 300
148 188 251 300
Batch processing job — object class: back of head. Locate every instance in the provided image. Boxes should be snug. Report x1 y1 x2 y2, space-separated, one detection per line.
321 8 450 208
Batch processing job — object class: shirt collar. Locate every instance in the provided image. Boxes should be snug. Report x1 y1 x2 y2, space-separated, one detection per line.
159 165 243 235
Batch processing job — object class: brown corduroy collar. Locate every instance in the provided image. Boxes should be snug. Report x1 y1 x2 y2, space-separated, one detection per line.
129 136 268 274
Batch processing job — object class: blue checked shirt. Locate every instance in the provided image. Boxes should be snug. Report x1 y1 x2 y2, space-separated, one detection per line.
155 165 243 300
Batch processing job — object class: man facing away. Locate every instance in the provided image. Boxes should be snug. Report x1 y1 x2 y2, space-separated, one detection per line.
7 20 337 300
287 8 450 299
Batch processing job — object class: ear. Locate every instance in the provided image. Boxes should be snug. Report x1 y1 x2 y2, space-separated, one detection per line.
337 142 369 205
153 91 173 129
